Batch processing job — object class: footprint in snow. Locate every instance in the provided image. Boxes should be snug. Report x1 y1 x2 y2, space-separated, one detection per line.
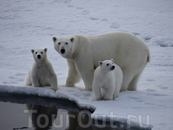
128 96 144 102
144 36 152 42
132 32 140 36
67 5 74 8
15 73 25 76
110 22 120 29
159 86 168 90
89 17 99 20
8 76 16 79
152 93 167 97
101 19 108 22
146 89 155 92
54 0 71 3
81 10 90 15
76 7 83 9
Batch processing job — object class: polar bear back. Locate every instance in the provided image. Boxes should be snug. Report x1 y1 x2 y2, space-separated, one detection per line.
83 32 149 69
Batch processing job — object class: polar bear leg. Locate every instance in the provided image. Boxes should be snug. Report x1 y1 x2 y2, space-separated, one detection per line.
128 65 145 91
31 75 40 87
103 87 114 100
113 85 120 99
25 70 32 86
66 60 81 87
50 74 58 91
75 61 94 91
121 70 134 91
79 70 93 91
93 85 102 101
113 91 119 99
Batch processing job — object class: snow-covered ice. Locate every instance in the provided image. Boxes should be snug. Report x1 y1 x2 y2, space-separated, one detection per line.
0 0 173 130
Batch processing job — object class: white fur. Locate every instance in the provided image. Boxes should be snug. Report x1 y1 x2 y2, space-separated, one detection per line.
25 48 58 91
53 32 150 91
92 59 123 101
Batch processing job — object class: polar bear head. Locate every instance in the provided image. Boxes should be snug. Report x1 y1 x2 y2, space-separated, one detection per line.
31 48 47 63
52 36 75 59
98 59 115 72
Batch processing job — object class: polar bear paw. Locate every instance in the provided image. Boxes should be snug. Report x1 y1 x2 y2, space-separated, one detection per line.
94 97 103 101
50 87 58 91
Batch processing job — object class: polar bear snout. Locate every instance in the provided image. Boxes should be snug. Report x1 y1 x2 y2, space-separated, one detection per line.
110 65 115 70
37 54 41 59
60 48 65 54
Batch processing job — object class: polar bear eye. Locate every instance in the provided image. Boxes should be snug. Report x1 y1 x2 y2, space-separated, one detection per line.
58 42 61 45
66 42 68 45
35 52 37 54
41 52 43 54
107 64 109 66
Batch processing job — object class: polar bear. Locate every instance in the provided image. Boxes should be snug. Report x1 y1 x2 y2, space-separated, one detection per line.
92 59 123 101
53 32 150 91
25 48 58 91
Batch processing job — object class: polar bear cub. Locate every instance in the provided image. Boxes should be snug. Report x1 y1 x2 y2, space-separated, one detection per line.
25 48 58 91
92 59 123 101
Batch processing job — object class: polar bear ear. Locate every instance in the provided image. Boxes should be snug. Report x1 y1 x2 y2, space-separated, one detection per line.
44 48 47 52
111 59 114 63
70 38 74 42
31 49 34 54
53 37 57 42
98 61 102 66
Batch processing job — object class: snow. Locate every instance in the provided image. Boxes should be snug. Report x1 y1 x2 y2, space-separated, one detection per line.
0 0 173 130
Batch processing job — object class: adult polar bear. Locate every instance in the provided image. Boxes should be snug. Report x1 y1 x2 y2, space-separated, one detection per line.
53 32 150 91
